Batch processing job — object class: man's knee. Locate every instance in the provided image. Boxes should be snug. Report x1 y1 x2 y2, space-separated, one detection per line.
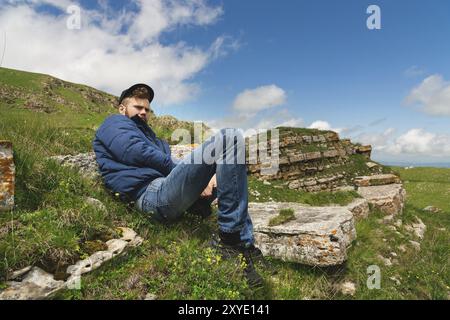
218 128 246 164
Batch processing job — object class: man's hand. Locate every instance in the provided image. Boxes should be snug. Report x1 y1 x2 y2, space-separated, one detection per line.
200 175 217 198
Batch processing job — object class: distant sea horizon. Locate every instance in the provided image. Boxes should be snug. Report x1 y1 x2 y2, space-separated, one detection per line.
379 161 450 168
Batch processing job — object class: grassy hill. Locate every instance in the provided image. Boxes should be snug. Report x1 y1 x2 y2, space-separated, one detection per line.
0 67 206 144
0 67 448 299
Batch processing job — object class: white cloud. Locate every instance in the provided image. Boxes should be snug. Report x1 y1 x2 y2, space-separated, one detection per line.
384 129 450 157
206 84 291 133
308 120 344 134
405 74 450 116
353 127 450 160
0 0 234 105
354 128 396 151
206 108 303 134
232 85 286 114
127 0 223 44
276 118 305 128
254 114 304 131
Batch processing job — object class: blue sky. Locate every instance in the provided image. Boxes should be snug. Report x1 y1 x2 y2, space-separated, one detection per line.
1 0 449 163
168 0 450 130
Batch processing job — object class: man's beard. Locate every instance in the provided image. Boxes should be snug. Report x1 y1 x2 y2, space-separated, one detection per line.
125 109 147 122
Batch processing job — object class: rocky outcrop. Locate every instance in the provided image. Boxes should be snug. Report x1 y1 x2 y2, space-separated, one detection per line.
249 202 356 266
50 152 100 180
0 267 65 300
0 141 14 212
423 206 441 213
357 184 406 216
346 198 370 220
0 227 143 300
404 217 427 240
335 281 357 296
354 174 401 187
246 128 379 192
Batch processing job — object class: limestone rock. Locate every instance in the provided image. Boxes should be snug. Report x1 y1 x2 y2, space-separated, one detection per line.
405 217 426 240
383 215 395 224
357 184 406 216
377 255 392 267
389 252 398 258
1 227 144 299
354 174 401 187
423 206 441 213
8 266 32 280
249 202 356 266
106 239 128 256
50 152 100 180
336 281 356 296
0 267 65 300
246 129 377 192
118 227 144 247
144 293 157 300
85 197 107 212
409 240 421 251
366 162 379 169
0 141 15 212
346 198 370 219
390 276 401 286
336 185 355 192
355 145 372 157
67 251 114 276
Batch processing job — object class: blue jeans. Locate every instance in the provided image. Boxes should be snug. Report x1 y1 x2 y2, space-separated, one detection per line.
136 128 254 245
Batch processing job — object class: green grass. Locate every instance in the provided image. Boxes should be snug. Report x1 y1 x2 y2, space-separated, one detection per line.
268 209 295 226
0 67 46 91
248 177 360 206
276 126 333 136
280 142 329 155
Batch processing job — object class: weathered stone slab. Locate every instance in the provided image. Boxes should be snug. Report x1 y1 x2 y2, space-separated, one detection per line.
355 145 372 158
305 152 322 161
0 141 15 212
346 198 370 220
66 227 143 277
357 184 406 215
323 149 339 158
50 152 100 180
405 216 426 240
354 174 401 187
249 202 356 266
366 162 379 169
0 267 65 300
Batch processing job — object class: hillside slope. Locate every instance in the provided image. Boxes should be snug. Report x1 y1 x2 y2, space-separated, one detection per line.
0 67 206 144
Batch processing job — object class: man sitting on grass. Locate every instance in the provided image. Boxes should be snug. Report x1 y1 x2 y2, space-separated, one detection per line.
93 83 264 287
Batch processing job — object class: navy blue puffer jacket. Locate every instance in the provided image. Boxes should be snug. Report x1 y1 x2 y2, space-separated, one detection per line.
93 114 176 202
